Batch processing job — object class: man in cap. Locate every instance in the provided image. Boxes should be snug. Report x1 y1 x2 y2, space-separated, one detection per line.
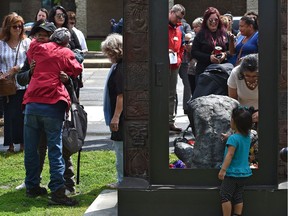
22 22 82 206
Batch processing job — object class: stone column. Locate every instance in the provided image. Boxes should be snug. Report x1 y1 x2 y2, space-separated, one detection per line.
123 0 150 179
246 0 258 12
278 0 287 181
75 0 87 37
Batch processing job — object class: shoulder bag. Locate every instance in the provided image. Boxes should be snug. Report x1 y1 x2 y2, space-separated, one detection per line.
62 79 88 155
0 42 21 96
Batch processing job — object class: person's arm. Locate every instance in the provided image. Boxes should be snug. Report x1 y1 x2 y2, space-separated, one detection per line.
16 58 34 86
218 145 235 180
110 94 123 132
228 86 238 100
191 32 212 64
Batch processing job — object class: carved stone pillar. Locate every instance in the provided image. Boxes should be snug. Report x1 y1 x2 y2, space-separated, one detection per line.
123 0 150 180
75 0 87 37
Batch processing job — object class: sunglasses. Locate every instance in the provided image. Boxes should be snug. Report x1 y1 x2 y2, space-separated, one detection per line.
11 25 23 29
55 13 66 18
208 18 219 24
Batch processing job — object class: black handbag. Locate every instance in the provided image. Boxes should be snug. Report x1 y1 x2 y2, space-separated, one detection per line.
62 79 87 155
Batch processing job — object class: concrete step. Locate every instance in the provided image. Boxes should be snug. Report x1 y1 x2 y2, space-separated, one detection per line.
83 58 112 68
84 51 106 59
83 51 111 68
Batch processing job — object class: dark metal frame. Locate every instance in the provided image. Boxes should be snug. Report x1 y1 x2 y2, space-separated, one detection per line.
149 0 281 186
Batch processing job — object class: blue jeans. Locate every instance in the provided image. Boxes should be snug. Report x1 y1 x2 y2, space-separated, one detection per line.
24 114 65 192
113 141 123 183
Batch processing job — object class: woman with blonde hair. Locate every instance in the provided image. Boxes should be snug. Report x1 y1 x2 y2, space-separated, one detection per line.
0 14 31 153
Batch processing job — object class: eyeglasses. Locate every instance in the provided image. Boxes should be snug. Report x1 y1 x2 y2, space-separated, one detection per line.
208 18 219 24
55 13 66 18
11 25 23 29
174 12 183 21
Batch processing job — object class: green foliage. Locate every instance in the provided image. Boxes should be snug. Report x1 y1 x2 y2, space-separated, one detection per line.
86 39 103 51
53 0 61 5
0 150 116 216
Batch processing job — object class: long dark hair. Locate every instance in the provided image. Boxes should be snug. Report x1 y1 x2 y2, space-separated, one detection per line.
48 5 68 28
201 7 226 48
34 8 49 21
232 106 253 136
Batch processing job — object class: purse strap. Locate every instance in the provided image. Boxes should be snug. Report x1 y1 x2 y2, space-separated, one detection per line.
14 41 21 66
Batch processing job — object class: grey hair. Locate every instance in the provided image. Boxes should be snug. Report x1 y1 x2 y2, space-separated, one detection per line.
170 4 185 16
50 27 71 46
101 33 123 63
192 17 203 27
238 53 259 80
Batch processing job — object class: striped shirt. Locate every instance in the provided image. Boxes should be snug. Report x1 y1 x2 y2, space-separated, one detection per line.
0 38 31 90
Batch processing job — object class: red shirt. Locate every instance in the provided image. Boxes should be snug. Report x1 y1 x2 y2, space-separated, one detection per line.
23 40 82 109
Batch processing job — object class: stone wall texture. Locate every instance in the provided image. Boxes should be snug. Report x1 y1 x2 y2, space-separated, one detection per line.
279 0 287 181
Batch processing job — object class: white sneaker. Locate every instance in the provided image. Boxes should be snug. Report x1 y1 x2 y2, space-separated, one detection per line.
15 182 26 190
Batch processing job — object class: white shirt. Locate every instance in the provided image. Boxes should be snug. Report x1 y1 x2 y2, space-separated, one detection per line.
72 27 88 53
227 65 258 109
0 37 31 89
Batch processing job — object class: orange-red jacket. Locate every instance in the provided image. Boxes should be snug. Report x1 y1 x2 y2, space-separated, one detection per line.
168 22 184 69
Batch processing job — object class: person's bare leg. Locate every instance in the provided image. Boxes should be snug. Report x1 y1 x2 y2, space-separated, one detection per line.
222 201 232 216
233 202 243 215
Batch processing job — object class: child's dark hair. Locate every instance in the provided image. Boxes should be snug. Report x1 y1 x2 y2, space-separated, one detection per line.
232 106 254 136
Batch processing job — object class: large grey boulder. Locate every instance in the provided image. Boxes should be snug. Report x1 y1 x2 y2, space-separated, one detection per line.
182 95 239 168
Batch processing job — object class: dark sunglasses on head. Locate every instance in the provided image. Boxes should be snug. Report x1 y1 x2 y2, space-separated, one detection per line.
11 25 23 29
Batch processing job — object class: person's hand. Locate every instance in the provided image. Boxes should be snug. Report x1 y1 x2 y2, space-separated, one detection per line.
252 111 259 123
60 71 69 83
221 133 229 142
110 117 119 132
228 31 236 42
218 169 226 180
210 54 220 64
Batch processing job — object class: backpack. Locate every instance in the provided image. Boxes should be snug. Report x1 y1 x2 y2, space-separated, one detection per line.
192 63 234 100
62 79 87 155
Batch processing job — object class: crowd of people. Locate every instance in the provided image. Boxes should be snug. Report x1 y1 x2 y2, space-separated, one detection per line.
168 4 259 216
169 5 259 133
0 3 259 213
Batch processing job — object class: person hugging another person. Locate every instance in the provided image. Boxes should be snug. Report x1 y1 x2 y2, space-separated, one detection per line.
218 106 254 216
23 26 82 205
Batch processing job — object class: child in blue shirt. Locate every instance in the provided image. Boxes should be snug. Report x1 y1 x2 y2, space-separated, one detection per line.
218 106 254 216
